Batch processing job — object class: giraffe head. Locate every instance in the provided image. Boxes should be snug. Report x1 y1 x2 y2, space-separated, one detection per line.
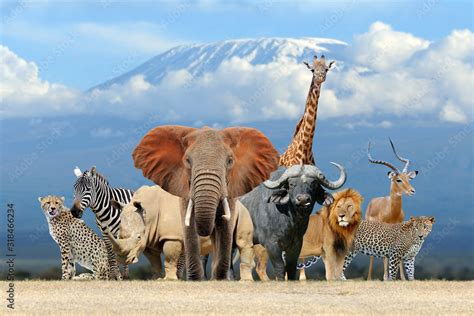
304 55 335 85
367 139 418 197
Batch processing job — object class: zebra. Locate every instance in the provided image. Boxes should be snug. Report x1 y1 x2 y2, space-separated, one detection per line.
71 166 134 280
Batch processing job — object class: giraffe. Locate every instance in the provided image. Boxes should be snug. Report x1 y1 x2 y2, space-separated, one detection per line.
254 55 335 282
279 54 334 167
365 139 418 281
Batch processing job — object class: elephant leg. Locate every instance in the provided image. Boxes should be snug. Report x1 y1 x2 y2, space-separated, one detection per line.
254 244 269 281
201 255 209 279
227 248 236 280
211 215 233 280
163 240 183 280
176 254 186 280
183 205 205 281
143 248 163 279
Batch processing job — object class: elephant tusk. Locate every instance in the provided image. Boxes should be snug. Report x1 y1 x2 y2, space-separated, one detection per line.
185 199 193 227
222 197 231 221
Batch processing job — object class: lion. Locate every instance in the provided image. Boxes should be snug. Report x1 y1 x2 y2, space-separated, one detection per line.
298 188 363 280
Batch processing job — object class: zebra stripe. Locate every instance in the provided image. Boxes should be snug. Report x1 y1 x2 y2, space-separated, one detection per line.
72 167 134 279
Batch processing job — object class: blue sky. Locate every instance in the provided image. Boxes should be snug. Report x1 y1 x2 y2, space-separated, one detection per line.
1 0 472 89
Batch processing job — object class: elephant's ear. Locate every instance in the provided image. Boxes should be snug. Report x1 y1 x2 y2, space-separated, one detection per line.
132 125 197 197
221 127 280 198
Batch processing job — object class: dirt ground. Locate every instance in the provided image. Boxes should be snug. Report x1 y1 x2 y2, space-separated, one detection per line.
1 280 472 315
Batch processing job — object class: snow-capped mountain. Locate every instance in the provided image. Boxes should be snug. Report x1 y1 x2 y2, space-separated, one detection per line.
91 37 347 90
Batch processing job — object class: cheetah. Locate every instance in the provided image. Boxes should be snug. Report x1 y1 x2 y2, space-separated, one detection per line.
342 216 435 281
38 195 110 280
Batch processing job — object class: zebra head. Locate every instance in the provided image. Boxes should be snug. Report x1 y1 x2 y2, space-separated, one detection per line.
71 166 97 218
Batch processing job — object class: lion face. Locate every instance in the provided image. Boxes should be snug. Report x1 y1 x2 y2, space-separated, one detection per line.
334 198 358 227
329 189 363 231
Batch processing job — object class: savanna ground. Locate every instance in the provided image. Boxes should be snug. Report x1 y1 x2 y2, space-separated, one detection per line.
1 280 473 315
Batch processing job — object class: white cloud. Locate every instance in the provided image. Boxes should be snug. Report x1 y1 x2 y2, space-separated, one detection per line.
0 45 81 118
439 103 468 124
1 22 472 126
352 21 430 72
343 120 393 130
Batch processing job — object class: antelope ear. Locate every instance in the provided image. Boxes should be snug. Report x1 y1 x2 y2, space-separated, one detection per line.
220 127 279 198
388 171 397 179
132 125 197 197
408 170 418 179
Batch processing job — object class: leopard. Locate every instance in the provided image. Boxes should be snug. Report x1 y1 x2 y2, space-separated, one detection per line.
38 195 110 280
342 216 435 281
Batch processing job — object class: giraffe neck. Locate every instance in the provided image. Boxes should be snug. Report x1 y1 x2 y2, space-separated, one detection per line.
295 81 321 155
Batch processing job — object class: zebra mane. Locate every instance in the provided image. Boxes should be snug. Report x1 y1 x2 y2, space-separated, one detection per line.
91 170 109 185
75 168 110 186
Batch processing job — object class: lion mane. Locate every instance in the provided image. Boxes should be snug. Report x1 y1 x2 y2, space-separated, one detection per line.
299 188 363 279
327 188 363 253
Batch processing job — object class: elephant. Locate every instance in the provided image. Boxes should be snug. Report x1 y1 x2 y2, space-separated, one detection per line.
132 126 279 280
106 185 255 280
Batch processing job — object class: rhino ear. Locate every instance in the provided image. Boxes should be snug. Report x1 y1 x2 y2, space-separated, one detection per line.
133 201 146 220
133 201 142 210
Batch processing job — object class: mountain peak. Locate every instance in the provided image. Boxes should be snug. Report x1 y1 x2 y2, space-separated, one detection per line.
91 37 347 91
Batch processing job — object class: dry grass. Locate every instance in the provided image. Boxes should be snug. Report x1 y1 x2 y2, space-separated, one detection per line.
2 280 473 315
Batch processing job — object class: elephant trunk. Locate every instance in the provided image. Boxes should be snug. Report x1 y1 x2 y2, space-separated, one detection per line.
192 169 222 237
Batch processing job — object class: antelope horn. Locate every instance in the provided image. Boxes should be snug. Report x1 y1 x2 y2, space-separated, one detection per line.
389 138 410 173
185 199 193 227
263 165 303 189
367 142 399 173
305 163 347 190
74 166 82 178
222 197 231 222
